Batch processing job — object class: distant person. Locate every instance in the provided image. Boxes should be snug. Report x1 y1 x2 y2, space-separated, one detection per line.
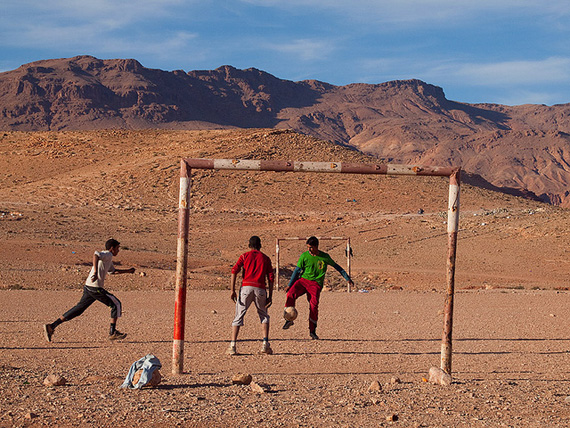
283 236 354 340
43 238 135 342
227 236 275 355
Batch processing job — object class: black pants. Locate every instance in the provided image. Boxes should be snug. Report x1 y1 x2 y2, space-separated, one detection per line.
63 286 122 320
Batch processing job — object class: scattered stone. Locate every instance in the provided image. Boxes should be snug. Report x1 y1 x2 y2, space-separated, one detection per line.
132 369 162 388
25 412 38 419
368 380 382 392
390 376 401 384
211 310 217 314
232 373 252 385
564 396 570 403
43 374 66 386
428 367 452 386
250 382 267 393
386 413 398 421
139 271 147 277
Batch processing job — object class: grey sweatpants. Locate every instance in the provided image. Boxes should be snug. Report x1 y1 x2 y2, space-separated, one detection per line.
231 286 269 326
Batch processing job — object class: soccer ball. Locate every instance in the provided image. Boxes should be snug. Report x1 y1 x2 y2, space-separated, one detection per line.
283 306 298 321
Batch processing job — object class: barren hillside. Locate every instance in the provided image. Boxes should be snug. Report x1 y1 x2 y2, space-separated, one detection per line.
2 56 570 207
1 129 569 294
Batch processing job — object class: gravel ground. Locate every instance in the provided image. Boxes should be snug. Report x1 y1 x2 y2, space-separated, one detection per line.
2 289 570 427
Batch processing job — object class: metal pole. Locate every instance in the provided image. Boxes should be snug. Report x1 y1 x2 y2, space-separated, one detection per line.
440 168 461 375
275 238 280 291
346 238 351 293
173 160 191 375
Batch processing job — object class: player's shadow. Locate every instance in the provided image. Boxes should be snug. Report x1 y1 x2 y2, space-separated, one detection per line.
456 337 570 342
0 344 106 350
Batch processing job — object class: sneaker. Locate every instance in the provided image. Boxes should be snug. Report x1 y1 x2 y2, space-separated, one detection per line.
43 324 54 342
282 320 294 330
109 330 127 340
309 331 319 340
260 342 273 355
226 345 237 356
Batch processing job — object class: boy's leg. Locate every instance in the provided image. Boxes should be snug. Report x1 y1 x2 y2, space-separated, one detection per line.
283 280 308 329
90 288 126 339
252 288 272 354
62 286 97 321
285 280 307 307
231 325 240 342
228 287 254 354
44 286 96 342
305 281 322 338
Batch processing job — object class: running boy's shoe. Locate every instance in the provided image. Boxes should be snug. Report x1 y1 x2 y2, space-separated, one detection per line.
43 324 54 342
109 330 127 340
282 320 294 329
260 342 273 355
226 345 237 356
309 331 320 340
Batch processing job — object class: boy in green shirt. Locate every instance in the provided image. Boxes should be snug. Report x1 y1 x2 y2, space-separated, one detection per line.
283 236 353 339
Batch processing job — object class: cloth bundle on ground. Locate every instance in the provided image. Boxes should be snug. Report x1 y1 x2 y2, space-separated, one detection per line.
120 354 162 389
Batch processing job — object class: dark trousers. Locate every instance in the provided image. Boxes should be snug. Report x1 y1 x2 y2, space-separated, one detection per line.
63 286 122 320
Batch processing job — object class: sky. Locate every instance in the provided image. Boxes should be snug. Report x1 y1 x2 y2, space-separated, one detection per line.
1 0 570 106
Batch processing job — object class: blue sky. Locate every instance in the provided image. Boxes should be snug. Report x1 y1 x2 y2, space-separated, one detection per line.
1 0 570 105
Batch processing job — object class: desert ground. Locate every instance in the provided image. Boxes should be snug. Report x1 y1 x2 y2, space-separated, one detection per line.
2 129 570 427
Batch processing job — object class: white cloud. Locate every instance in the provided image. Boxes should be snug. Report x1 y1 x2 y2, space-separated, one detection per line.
240 0 570 26
99 31 200 62
264 39 336 61
432 57 570 86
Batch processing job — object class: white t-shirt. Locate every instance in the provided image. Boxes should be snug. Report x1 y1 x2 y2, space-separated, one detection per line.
85 250 116 288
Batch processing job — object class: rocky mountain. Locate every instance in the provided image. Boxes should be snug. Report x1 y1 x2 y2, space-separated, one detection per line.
1 55 570 206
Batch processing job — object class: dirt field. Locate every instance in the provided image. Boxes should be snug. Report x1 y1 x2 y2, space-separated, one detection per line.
2 129 570 427
2 289 570 427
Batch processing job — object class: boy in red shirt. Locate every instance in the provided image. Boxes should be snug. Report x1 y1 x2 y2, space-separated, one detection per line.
227 236 275 355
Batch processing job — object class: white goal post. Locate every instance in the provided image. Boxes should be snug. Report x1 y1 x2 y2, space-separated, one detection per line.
276 236 352 292
173 158 460 379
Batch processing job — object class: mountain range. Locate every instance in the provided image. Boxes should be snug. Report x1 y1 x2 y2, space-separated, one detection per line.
1 55 569 207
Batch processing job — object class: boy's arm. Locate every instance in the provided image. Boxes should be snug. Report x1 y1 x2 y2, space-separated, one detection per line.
230 272 238 302
266 269 274 308
287 266 302 291
90 253 100 281
331 262 354 286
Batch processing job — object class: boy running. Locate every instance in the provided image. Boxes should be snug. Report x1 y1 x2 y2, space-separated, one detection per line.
227 236 274 355
283 236 354 340
43 238 135 342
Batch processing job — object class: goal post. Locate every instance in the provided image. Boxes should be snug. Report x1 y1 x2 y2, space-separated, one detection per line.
276 236 352 292
173 158 460 378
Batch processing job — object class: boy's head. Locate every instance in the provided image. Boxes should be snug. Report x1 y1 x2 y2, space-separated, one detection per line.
105 238 121 253
249 236 261 250
306 236 319 247
306 236 319 255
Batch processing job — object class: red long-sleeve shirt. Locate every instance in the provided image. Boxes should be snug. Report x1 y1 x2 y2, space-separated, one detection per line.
231 249 274 289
